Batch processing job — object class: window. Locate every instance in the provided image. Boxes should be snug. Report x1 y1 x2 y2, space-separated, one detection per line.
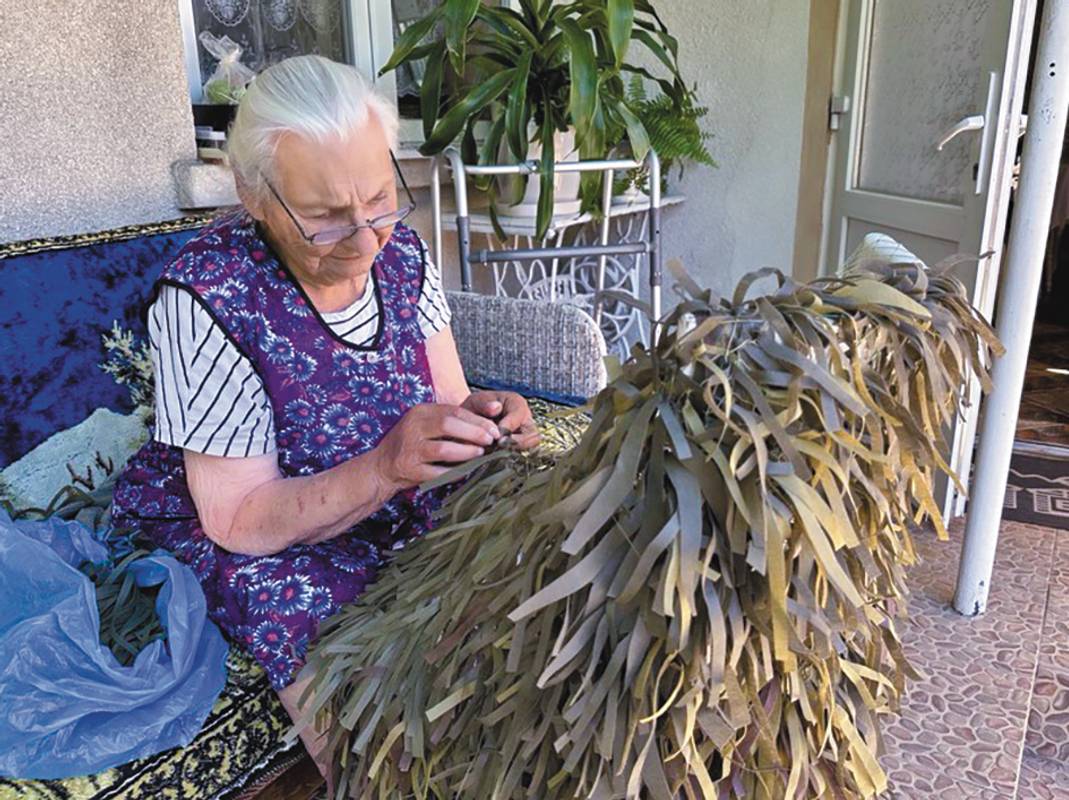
178 1 347 100
179 0 515 146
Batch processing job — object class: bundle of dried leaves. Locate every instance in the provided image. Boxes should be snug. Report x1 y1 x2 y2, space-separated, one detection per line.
298 258 1001 799
6 470 166 669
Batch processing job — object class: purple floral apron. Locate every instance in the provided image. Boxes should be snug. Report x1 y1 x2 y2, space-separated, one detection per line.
112 211 448 690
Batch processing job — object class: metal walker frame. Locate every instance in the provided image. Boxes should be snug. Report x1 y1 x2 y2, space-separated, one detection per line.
429 147 665 341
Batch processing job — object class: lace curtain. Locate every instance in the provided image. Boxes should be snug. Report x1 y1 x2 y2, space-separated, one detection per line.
391 0 439 118
192 0 345 79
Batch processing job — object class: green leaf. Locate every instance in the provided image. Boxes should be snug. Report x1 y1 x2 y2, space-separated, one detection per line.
621 64 683 105
614 99 649 160
634 17 679 57
379 8 443 75
420 69 517 155
487 198 509 242
505 50 533 162
478 6 541 51
631 27 678 78
444 0 481 74
559 17 597 142
536 89 556 240
461 117 478 168
607 0 635 66
475 113 507 192
420 40 446 141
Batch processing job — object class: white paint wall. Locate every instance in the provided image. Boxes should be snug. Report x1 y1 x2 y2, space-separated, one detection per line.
0 1 195 243
649 1 812 298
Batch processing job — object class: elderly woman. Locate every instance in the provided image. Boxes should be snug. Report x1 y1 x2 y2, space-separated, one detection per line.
111 55 538 783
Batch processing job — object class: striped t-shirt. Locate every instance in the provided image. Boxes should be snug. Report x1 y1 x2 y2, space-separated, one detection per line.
148 257 451 458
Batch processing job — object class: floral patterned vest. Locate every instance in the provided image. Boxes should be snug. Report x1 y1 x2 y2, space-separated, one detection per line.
112 211 445 540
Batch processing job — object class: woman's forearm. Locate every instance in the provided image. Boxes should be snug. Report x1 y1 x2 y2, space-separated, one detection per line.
224 449 399 556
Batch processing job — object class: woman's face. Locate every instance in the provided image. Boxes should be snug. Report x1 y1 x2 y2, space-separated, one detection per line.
248 116 399 292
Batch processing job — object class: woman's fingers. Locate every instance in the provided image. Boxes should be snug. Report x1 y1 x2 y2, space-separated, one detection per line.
498 411 530 434
497 394 534 435
437 406 500 444
510 422 541 451
423 439 485 464
463 391 504 419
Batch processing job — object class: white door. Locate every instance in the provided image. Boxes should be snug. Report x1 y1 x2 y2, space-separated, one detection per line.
823 0 1036 518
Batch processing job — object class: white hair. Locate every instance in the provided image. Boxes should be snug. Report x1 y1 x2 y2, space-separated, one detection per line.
227 55 399 202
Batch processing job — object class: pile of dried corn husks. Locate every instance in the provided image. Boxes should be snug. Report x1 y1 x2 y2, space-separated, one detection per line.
298 258 1001 799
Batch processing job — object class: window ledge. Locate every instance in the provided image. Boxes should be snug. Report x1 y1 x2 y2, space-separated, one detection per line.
173 159 238 210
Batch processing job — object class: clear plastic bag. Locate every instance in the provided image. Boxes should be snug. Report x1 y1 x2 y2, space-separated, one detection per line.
200 32 256 105
0 511 229 779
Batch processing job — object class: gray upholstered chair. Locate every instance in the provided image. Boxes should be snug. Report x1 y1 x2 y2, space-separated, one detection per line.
447 291 608 402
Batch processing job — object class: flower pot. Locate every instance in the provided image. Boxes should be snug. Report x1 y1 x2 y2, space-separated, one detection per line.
497 127 582 220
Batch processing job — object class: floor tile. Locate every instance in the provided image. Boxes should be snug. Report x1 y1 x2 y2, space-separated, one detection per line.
880 519 1053 797
902 521 1055 675
1025 665 1069 762
1027 532 1069 763
884 770 1011 798
1016 753 1069 799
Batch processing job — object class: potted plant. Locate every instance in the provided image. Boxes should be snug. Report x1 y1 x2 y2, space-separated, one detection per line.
379 0 691 238
613 75 716 204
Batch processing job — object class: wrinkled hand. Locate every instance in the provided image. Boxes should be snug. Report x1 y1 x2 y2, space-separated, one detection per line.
373 403 501 490
461 390 540 451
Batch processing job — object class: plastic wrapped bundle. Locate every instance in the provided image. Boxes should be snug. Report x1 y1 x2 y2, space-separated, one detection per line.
299 258 1002 799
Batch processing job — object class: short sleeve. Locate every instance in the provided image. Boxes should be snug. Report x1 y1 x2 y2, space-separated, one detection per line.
148 285 277 458
416 248 452 339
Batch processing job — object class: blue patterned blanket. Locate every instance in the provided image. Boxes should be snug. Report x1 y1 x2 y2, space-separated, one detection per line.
0 219 208 468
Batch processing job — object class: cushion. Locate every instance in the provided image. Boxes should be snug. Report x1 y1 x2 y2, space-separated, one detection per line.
448 291 608 404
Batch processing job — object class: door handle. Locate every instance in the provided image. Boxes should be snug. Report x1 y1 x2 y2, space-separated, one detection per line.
937 115 985 151
935 71 1001 195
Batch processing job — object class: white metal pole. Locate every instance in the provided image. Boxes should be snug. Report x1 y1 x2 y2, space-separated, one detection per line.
594 168 614 326
954 0 1069 616
430 155 443 271
648 151 663 344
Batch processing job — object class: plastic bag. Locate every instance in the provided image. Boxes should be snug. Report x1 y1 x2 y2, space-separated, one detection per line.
0 511 229 780
200 31 255 105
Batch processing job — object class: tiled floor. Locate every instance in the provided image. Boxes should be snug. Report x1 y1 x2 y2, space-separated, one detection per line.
882 518 1069 799
1018 754 1069 799
1025 514 1069 767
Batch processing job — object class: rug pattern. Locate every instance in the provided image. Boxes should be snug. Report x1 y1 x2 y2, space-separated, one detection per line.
1004 450 1069 531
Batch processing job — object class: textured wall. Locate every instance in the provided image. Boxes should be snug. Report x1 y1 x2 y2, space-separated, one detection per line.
646 1 811 298
0 1 195 243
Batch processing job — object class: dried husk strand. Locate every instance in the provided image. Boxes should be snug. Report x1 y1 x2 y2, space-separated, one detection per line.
300 257 1001 799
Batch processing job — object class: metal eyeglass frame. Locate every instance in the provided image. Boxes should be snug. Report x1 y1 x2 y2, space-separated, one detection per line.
264 151 416 246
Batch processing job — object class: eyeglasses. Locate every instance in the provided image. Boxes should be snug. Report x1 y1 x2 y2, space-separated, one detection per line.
265 151 416 247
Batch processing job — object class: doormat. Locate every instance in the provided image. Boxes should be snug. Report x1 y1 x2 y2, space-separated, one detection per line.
1004 445 1069 530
